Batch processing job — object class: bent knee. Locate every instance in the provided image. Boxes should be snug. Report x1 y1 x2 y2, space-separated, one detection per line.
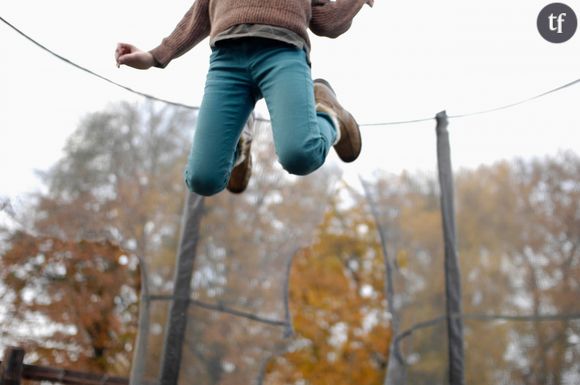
184 169 227 196
278 148 322 176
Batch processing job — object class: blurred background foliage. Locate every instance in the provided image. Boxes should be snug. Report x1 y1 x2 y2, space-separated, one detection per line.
0 101 578 385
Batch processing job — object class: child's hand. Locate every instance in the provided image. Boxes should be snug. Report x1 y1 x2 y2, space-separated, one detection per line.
115 43 155 69
366 0 374 7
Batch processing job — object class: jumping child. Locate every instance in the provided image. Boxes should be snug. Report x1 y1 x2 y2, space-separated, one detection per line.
115 0 373 195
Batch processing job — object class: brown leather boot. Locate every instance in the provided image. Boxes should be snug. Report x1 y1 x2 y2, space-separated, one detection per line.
227 114 254 194
314 78 361 163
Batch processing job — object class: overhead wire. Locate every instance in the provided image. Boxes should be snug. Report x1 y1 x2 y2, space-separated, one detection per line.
0 15 199 111
447 77 580 119
2 15 579 127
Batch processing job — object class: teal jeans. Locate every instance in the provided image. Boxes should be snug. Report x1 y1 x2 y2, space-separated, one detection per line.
185 37 338 196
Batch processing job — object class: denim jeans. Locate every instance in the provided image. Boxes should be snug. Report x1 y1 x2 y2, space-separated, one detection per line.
184 37 338 196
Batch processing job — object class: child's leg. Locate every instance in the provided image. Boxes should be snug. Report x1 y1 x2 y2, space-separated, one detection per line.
250 40 339 176
185 48 258 196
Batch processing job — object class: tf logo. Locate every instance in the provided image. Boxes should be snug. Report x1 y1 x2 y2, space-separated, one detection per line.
537 3 578 43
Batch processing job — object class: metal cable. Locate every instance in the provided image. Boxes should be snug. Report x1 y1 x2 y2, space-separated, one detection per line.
147 294 288 328
393 312 580 365
2 15 579 127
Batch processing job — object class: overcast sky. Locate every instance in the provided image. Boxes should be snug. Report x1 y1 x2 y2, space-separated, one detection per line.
1 0 579 203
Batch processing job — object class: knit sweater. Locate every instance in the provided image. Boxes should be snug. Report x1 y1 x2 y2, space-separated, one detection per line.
150 0 369 68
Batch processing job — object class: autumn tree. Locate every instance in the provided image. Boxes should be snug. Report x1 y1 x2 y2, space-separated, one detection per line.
33 101 194 265
356 171 449 384
0 101 196 374
496 153 579 384
352 152 580 384
1 233 137 374
262 190 392 385
450 152 579 384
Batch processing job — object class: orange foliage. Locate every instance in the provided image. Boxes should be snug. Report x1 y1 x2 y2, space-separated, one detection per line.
264 198 392 385
1 232 139 374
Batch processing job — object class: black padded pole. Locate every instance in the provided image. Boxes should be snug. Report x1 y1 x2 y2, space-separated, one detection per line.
159 192 205 385
435 111 465 385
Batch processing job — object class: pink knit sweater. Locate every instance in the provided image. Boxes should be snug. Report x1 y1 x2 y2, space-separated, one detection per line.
150 0 369 67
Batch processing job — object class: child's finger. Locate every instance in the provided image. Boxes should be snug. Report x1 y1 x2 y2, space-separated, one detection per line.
117 43 132 54
115 44 125 60
117 55 127 66
118 52 139 67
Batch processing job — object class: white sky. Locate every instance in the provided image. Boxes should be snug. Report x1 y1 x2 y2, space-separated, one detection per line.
1 0 579 201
